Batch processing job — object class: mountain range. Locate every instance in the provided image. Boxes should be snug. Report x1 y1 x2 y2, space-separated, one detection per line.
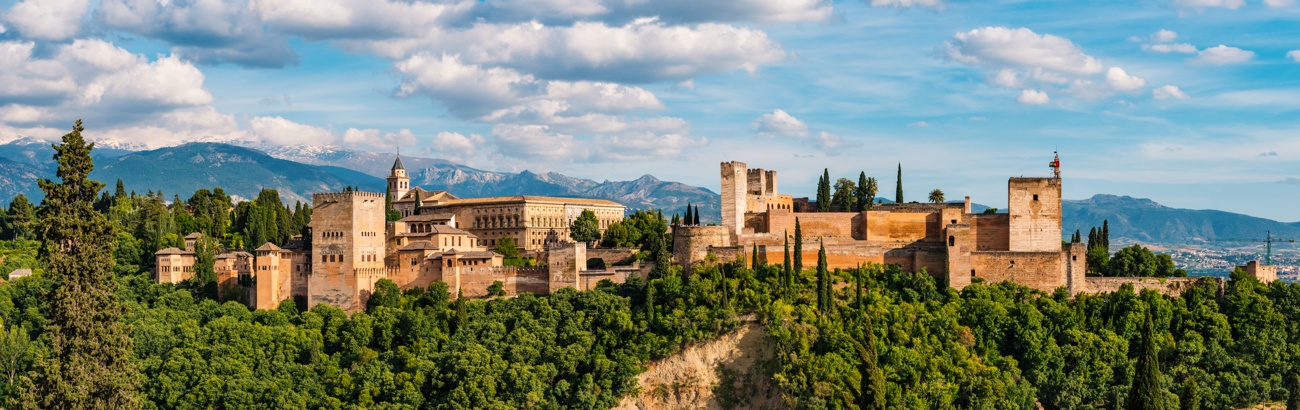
0 141 720 220
1 139 1297 250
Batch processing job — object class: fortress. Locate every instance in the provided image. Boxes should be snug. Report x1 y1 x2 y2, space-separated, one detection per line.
156 155 637 312
674 157 1228 296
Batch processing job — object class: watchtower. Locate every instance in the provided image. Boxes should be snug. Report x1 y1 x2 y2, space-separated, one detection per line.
387 155 409 203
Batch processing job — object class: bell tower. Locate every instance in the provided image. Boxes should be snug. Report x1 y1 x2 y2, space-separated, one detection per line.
387 153 409 203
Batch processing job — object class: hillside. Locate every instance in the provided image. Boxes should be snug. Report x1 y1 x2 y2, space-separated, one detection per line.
1062 194 1300 245
615 322 781 410
92 143 383 204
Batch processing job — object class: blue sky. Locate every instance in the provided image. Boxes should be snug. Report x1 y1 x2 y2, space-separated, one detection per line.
0 0 1298 220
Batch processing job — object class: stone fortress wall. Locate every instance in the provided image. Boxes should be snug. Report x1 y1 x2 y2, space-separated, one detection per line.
677 159 1254 297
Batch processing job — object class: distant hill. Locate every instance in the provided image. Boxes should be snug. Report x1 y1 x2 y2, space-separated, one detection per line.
1063 194 1300 245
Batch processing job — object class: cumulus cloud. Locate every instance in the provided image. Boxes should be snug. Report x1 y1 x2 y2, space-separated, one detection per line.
908 121 930 128
97 0 298 68
1105 67 1147 91
948 27 1145 102
811 132 858 154
1153 85 1189 100
947 27 1103 77
491 124 578 160
1191 45 1255 65
1170 0 1245 9
0 40 212 128
1288 50 1300 62
869 0 945 11
1144 43 1198 54
1017 89 1050 105
4 0 91 41
1151 29 1179 42
431 131 487 157
351 20 787 84
752 109 809 138
249 116 338 146
342 128 420 152
1265 0 1296 7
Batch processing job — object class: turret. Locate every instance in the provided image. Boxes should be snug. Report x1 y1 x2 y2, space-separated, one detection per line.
388 154 409 203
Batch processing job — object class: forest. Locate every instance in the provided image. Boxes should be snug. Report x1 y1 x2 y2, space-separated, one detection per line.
1 123 1299 409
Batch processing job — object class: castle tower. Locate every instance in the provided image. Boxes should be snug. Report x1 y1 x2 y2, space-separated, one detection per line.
720 161 748 243
309 191 388 312
253 243 285 310
388 155 409 203
1007 176 1063 252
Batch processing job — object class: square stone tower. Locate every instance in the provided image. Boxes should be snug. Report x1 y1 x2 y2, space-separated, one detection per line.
309 191 388 311
720 161 747 243
1007 177 1063 252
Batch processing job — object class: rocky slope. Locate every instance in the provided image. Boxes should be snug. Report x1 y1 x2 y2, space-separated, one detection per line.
615 322 782 410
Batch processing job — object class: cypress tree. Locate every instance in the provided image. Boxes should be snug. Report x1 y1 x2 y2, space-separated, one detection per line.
684 203 692 225
645 280 655 323
783 232 792 296
693 205 701 225
855 264 864 309
671 213 680 226
1102 220 1110 250
816 239 828 314
20 120 142 409
856 314 886 410
855 172 869 212
1126 309 1165 410
1088 227 1097 250
114 178 126 199
794 218 804 276
817 169 831 212
895 163 903 204
751 244 760 271
453 290 467 335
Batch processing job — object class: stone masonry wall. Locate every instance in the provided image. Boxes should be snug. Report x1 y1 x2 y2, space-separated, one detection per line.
1083 277 1222 297
969 251 1066 292
1008 178 1062 253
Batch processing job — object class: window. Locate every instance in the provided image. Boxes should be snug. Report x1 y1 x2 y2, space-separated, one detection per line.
970 269 976 278
1032 194 1039 201
948 236 955 247
1072 255 1077 261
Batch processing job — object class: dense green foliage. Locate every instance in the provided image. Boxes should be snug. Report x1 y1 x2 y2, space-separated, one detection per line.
569 210 601 244
832 178 857 212
1 195 35 241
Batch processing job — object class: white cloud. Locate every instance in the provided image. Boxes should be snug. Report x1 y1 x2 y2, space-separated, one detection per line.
592 132 707 162
353 20 787 84
869 0 945 11
251 0 473 39
1265 0 1295 7
908 121 930 128
249 116 338 146
1191 45 1255 65
946 27 1103 77
1288 50 1300 62
97 0 297 68
1153 85 1189 100
1171 0 1245 9
0 40 212 125
811 131 857 154
464 0 834 25
752 109 810 138
492 124 578 160
1105 67 1147 91
1151 29 1178 42
431 131 487 157
342 128 420 152
1017 89 1050 105
4 0 91 41
1144 43 1198 54
991 69 1022 87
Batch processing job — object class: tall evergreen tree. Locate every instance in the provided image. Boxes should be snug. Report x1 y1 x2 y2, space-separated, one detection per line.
20 120 141 409
1126 309 1166 410
3 194 36 240
1088 227 1098 250
783 232 792 296
895 163 904 204
113 178 126 199
794 218 804 276
671 213 680 226
1102 220 1110 249
684 203 692 225
645 280 655 323
855 172 869 212
817 169 831 212
856 313 886 410
816 239 829 314
751 244 760 270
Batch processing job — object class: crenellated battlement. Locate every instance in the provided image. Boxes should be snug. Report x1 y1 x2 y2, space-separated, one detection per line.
313 191 385 204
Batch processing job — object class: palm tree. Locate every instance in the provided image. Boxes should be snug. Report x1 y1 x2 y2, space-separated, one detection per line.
928 189 945 204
